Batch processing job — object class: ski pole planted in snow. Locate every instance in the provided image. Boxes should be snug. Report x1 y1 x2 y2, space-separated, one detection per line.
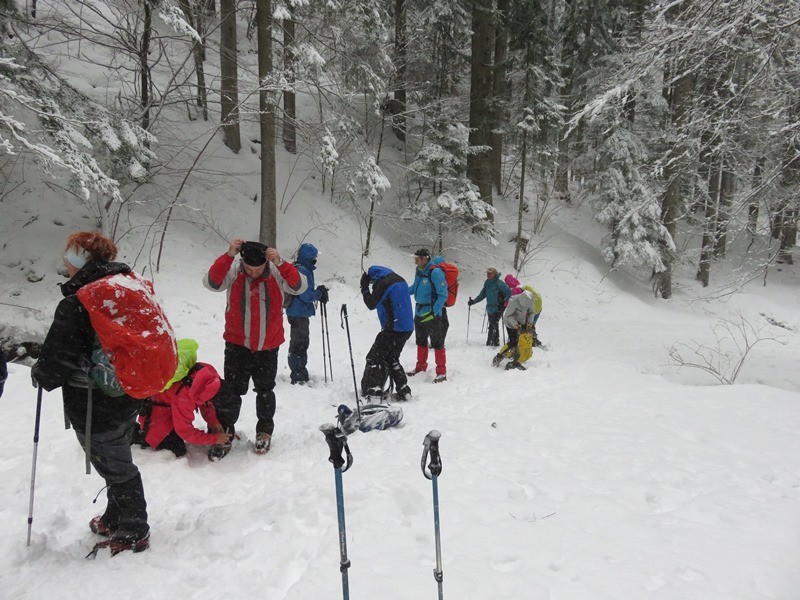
321 301 329 384
467 304 471 344
339 304 362 420
323 302 334 381
84 385 93 475
27 386 44 546
320 423 353 600
421 430 444 600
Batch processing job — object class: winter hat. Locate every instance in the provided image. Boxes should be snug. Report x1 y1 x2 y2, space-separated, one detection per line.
189 364 222 404
414 248 431 259
504 274 520 288
241 241 268 266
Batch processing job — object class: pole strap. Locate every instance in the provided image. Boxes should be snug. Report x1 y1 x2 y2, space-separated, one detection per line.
320 423 353 472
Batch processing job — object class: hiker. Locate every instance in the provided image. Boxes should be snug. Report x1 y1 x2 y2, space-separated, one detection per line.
408 248 449 383
467 267 511 347
203 239 306 457
285 243 329 385
135 339 231 458
30 232 150 555
360 266 414 401
504 274 543 346
493 285 536 370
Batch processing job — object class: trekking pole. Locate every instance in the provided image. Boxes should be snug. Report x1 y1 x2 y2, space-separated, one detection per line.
339 304 362 420
324 302 334 381
321 302 329 384
320 423 354 600
481 309 486 334
421 430 444 600
466 304 471 345
84 385 93 475
27 386 44 546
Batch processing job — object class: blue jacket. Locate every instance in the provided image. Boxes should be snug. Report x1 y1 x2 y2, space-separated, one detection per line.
473 274 511 315
362 266 414 332
286 243 322 318
409 256 448 317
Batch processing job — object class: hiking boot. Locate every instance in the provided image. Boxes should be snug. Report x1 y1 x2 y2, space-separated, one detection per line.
492 353 504 367
505 361 526 371
89 516 114 537
392 386 412 402
208 435 233 461
433 375 447 383
254 433 272 455
406 369 425 377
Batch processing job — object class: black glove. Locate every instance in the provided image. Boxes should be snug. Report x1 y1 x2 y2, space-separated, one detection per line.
31 362 42 389
317 285 329 304
467 297 475 306
360 272 371 289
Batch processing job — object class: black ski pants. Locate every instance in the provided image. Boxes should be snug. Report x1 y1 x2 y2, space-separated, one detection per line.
486 311 501 346
287 316 310 383
216 342 278 436
361 330 412 396
414 308 449 349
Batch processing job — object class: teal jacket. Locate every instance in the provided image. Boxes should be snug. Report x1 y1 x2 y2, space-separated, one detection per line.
409 256 448 317
473 275 511 315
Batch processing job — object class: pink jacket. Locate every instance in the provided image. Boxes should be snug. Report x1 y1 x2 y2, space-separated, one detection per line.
144 363 222 447
503 274 523 307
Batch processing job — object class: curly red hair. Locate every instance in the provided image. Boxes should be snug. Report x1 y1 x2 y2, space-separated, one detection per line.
65 232 118 263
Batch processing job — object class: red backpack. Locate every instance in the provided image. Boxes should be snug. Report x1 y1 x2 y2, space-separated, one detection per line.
77 272 178 399
433 262 460 307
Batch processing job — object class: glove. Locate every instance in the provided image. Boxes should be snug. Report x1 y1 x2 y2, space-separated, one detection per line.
468 297 475 306
31 362 42 389
317 285 329 304
360 272 371 289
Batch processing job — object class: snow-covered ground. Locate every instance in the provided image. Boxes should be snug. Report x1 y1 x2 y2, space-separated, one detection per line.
2 193 800 599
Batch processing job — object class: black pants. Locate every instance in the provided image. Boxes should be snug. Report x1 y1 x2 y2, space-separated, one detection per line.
216 342 278 435
287 316 310 383
361 330 412 396
73 416 148 538
486 312 501 346
414 307 449 349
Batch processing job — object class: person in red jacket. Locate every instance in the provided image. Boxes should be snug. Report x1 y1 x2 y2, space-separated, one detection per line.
203 239 307 457
139 362 232 457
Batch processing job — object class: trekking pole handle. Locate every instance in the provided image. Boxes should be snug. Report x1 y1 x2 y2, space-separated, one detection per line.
340 303 347 328
421 430 442 480
320 424 353 473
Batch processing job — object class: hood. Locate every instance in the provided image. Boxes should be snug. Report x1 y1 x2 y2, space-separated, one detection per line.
504 274 520 288
421 255 444 275
190 364 221 404
368 265 394 281
60 260 131 297
296 243 318 269
165 339 199 389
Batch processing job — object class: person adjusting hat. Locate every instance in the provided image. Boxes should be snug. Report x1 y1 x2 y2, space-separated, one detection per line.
203 239 307 457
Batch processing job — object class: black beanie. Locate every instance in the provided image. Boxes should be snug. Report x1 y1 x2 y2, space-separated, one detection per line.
241 241 267 266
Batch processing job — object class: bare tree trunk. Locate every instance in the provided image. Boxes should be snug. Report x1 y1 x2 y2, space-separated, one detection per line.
554 0 578 204
655 68 692 299
257 0 276 246
714 165 734 257
697 159 720 287
491 0 508 194
467 0 494 207
392 0 407 141
180 0 208 119
140 0 152 130
514 133 527 270
282 7 297 153
748 158 763 236
220 0 241 153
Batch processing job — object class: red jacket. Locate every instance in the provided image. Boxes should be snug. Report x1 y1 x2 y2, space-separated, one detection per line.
144 363 222 447
203 254 307 351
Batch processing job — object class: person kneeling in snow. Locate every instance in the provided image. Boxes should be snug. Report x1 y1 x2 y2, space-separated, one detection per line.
136 339 232 458
493 285 536 370
360 266 414 401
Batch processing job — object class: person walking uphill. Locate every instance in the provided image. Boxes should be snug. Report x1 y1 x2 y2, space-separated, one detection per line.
408 248 449 383
203 239 307 457
360 266 414 400
30 232 151 555
285 243 329 384
468 267 511 346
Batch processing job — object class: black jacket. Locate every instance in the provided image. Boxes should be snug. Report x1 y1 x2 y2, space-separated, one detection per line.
32 260 139 433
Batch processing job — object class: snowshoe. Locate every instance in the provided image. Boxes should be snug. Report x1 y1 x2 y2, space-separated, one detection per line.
391 386 412 402
505 360 526 371
492 353 505 367
406 369 425 377
337 403 403 434
433 375 447 383
86 530 150 558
